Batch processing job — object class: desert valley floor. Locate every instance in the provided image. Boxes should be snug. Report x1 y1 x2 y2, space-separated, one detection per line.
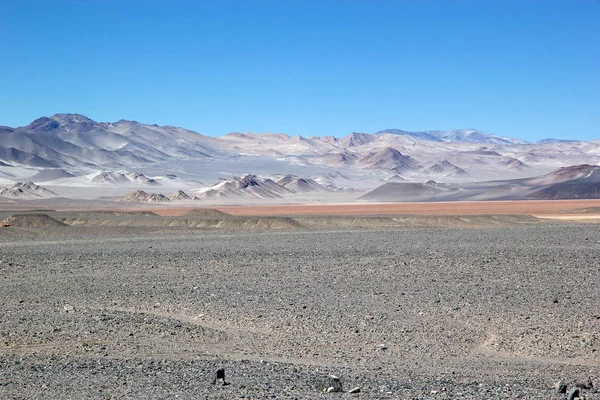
1 201 599 399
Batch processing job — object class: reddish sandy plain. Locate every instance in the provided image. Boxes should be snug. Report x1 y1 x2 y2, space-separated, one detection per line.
146 199 600 219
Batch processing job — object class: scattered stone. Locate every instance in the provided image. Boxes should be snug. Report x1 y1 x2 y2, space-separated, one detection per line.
379 344 388 351
326 374 342 392
349 387 361 393
567 387 580 400
211 368 227 385
555 380 567 393
63 304 74 313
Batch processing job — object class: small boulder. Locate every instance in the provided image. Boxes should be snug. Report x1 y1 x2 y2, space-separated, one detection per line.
327 374 342 392
211 368 227 385
555 380 567 393
568 387 580 400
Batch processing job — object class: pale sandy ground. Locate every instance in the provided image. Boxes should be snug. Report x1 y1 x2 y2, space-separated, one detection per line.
535 215 600 220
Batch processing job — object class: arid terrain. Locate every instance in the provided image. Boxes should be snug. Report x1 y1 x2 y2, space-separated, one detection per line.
3 1 599 397
148 199 600 218
1 203 599 399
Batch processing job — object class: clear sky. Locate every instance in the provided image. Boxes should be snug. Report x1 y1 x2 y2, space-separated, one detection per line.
1 0 598 141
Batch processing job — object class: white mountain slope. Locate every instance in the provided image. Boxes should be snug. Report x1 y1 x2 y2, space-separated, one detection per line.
29 169 75 182
89 171 160 185
0 114 227 172
221 132 338 156
1 113 600 201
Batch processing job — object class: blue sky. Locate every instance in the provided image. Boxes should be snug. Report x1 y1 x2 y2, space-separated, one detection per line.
1 0 598 141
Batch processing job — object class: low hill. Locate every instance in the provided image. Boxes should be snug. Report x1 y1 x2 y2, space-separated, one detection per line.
168 190 194 200
275 175 332 193
183 208 232 217
357 147 419 172
420 160 467 177
527 168 600 200
527 164 598 186
119 190 170 203
198 175 293 199
359 182 460 202
1 213 66 227
0 182 57 198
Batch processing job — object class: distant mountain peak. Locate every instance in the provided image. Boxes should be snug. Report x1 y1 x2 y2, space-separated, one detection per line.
238 174 260 188
168 190 193 200
50 113 95 124
25 117 60 131
376 128 526 145
340 132 376 147
24 113 100 133
358 146 420 172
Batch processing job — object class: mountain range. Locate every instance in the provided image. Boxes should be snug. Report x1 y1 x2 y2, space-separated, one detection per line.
1 113 599 203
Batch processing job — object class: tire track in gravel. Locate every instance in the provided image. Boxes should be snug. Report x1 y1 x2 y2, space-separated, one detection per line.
95 305 272 336
93 307 356 367
473 332 600 367
1 306 274 360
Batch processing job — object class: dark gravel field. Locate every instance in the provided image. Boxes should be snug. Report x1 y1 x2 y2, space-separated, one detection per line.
0 223 599 399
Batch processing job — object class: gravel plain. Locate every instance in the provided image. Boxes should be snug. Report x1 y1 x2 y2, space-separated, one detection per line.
0 216 599 399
